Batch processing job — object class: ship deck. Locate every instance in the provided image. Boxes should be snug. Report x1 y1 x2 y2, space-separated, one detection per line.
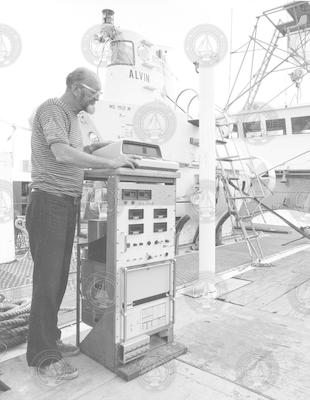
1 230 310 399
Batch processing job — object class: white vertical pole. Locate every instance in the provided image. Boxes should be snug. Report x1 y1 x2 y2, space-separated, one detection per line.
199 65 216 280
184 23 227 297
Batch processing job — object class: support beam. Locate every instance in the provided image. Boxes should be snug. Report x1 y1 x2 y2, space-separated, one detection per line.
199 66 216 279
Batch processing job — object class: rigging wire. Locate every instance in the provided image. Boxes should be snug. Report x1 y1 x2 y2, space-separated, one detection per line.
231 40 253 54
292 4 306 63
285 27 310 67
232 48 266 54
165 94 192 119
225 13 310 112
260 149 310 176
240 74 310 179
252 37 300 67
225 17 261 109
227 60 299 114
271 65 303 73
225 45 307 111
254 37 301 59
260 71 309 106
249 20 257 100
96 38 111 78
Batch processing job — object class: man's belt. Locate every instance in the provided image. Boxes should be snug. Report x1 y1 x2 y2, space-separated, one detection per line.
31 189 81 205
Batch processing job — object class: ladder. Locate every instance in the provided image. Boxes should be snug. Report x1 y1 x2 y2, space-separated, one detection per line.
243 28 280 111
216 124 269 264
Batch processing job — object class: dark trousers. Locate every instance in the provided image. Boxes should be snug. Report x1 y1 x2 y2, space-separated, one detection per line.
25 191 78 366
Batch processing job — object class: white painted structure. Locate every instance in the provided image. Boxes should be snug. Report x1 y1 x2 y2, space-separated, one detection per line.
0 153 15 263
78 27 201 246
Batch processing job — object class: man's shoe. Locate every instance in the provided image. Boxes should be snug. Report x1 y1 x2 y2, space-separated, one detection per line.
39 359 78 381
56 340 80 357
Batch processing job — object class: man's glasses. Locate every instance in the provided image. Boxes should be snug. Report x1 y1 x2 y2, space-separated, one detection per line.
80 83 103 97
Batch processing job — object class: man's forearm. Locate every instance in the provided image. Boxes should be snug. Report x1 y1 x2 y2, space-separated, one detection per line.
83 141 112 154
52 143 116 169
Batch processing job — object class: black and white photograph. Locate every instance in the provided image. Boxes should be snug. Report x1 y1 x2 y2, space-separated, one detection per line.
1 0 310 399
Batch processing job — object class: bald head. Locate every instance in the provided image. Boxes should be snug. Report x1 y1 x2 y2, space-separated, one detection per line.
61 67 102 114
66 67 98 89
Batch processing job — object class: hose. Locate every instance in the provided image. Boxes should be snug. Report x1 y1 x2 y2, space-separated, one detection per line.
0 297 30 351
0 315 29 330
0 296 77 351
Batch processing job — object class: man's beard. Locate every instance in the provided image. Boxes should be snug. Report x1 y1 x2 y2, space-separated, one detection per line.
86 103 96 114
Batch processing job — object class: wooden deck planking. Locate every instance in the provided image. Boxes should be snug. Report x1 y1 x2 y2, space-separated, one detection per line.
2 287 310 399
218 248 310 308
1 357 270 400
72 360 269 400
0 319 271 400
216 230 306 273
0 350 115 400
176 297 310 400
261 277 310 320
2 233 310 399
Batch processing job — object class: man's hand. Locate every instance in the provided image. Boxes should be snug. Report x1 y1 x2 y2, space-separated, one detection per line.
51 142 141 170
84 141 114 154
90 141 113 152
112 155 141 169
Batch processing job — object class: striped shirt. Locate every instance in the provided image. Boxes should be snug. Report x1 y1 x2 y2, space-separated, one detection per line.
30 98 84 197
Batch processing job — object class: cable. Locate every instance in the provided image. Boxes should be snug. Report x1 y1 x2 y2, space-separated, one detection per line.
225 19 260 110
0 119 31 132
96 38 112 78
225 13 310 112
165 94 192 119
226 54 302 110
253 37 300 67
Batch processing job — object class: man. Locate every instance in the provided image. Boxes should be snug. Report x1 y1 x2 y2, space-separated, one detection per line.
26 67 138 380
